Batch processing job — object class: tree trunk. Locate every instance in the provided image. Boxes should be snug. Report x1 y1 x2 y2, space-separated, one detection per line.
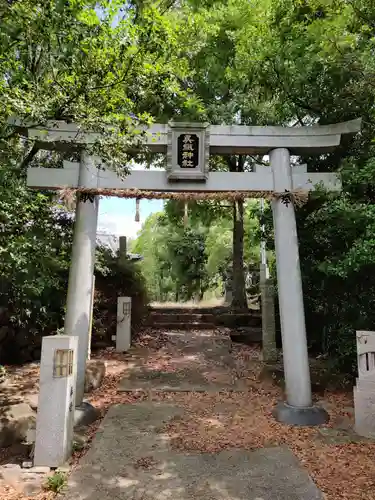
227 155 248 312
232 199 247 311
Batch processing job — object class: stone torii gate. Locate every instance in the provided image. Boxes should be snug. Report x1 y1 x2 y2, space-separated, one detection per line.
14 118 361 426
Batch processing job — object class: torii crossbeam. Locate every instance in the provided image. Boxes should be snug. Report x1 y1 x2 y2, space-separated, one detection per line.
12 117 360 154
27 161 340 194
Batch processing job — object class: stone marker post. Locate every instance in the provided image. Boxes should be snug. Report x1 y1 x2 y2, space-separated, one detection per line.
64 152 99 406
354 331 375 437
119 236 127 261
34 336 77 467
87 275 95 361
115 297 132 352
270 148 328 425
223 267 233 306
260 263 277 363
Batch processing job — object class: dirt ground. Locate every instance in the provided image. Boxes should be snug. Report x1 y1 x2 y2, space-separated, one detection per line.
0 329 374 500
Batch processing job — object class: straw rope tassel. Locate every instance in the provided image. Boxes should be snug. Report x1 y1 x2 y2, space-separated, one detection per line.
184 202 188 227
135 198 140 222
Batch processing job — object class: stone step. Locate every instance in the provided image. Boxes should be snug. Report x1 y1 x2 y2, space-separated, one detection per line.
149 306 229 315
149 311 261 328
149 307 236 314
148 322 218 330
216 314 261 327
149 306 261 318
149 313 216 323
230 327 262 343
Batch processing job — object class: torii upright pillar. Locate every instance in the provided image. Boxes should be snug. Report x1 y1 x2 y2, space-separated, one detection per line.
64 152 99 406
271 148 327 425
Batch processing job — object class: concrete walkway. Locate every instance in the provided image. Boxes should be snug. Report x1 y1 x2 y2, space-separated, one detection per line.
63 330 324 500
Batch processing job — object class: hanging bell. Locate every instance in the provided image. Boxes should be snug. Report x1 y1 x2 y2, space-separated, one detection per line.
183 201 188 227
135 198 140 222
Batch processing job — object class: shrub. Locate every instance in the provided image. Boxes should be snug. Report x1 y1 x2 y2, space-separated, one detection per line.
93 247 149 346
44 471 67 493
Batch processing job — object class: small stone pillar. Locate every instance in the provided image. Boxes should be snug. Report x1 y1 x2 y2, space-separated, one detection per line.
223 268 233 306
119 236 127 260
116 297 132 352
87 275 95 360
354 331 375 438
270 148 328 426
260 263 277 363
34 336 77 467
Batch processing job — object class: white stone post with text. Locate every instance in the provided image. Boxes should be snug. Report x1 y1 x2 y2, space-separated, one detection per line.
354 331 375 438
34 336 77 467
115 297 132 352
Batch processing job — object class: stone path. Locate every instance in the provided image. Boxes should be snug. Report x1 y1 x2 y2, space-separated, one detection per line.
63 330 324 500
118 330 247 392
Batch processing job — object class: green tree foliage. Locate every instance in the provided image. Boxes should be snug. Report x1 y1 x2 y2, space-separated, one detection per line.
0 0 197 360
0 162 73 362
131 213 173 301
132 200 261 303
166 226 208 301
0 0 204 170
227 0 375 371
132 211 210 301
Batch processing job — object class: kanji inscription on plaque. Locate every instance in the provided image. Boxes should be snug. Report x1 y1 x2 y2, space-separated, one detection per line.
177 134 199 169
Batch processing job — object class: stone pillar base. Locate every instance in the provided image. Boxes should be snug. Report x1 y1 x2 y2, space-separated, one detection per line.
273 401 329 427
74 402 100 428
260 349 279 363
353 380 375 438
